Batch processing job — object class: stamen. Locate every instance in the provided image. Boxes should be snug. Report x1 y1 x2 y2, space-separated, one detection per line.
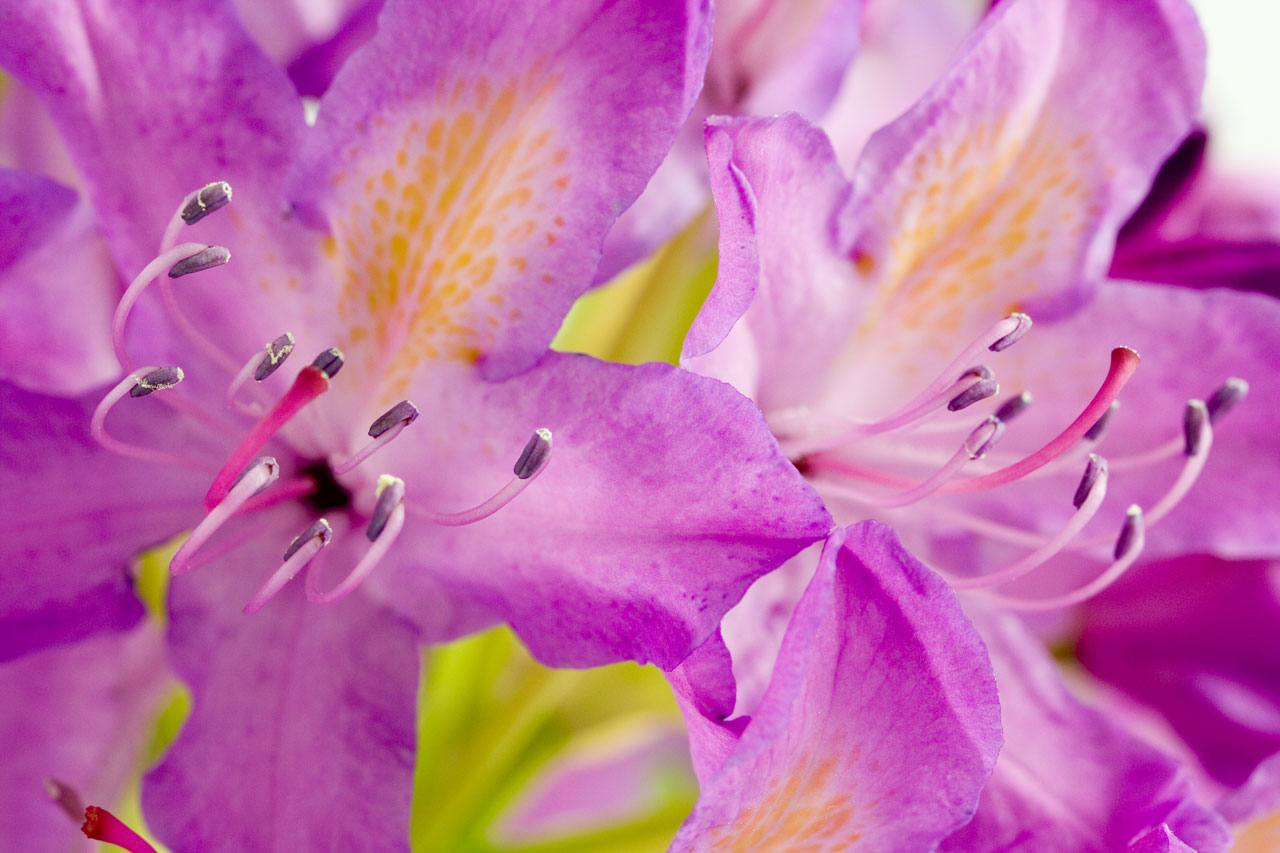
940 347 1140 495
173 457 280 575
994 391 1033 423
405 429 553 525
947 455 1109 590
1206 377 1248 423
1183 398 1207 456
975 505 1146 611
167 246 231 278
225 333 296 413
204 353 339 511
307 478 406 605
243 518 333 614
81 805 159 853
91 367 216 473
179 181 233 225
129 366 184 398
1145 400 1212 527
331 400 420 475
948 378 999 412
111 241 212 370
1084 400 1119 441
989 312 1032 351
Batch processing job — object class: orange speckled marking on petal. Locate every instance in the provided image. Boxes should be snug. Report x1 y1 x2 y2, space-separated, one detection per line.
328 72 571 398
705 749 868 852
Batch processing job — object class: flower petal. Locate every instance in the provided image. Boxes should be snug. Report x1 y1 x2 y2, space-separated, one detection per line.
290 0 711 388
0 381 203 662
0 626 168 849
941 611 1230 853
1078 555 1280 788
367 353 832 669
144 537 420 850
0 170 120 394
671 523 1001 851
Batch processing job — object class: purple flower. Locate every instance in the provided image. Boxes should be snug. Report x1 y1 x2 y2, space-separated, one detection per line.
669 0 1280 844
0 0 832 845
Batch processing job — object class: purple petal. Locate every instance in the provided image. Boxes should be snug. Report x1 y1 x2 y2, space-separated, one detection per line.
0 0 307 272
1079 555 1280 788
144 533 420 850
667 631 746 781
368 353 832 669
671 523 1001 851
0 381 203 662
1116 129 1208 246
231 0 382 97
0 170 120 394
941 611 1230 853
1128 825 1198 853
0 626 168 850
289 0 711 384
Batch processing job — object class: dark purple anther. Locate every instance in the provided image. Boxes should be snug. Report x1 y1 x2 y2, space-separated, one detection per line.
1206 377 1248 424
514 428 554 479
948 378 1000 412
284 519 333 561
367 478 406 541
311 347 344 379
1114 505 1144 560
1084 400 1119 442
369 400 420 438
129 366 184 397
254 333 296 381
168 245 231 277
1183 399 1208 457
989 312 1032 352
964 416 1006 460
179 181 233 224
1073 453 1107 509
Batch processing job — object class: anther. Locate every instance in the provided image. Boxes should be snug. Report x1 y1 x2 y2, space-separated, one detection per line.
961 364 995 382
167 245 231 278
995 391 1033 423
243 519 334 614
1084 400 1119 441
989 312 1032 351
368 476 406 541
179 181 233 224
255 333 296 381
1183 399 1208 456
1114 504 1144 560
81 805 159 853
964 416 1006 460
1073 453 1107 509
45 778 84 823
175 457 280 575
129 366 184 397
1206 377 1248 423
311 347 344 378
92 367 216 472
369 400 420 439
331 401 420 475
514 428 554 479
948 378 999 412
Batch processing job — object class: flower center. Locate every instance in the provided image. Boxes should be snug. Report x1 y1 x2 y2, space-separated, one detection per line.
91 183 554 613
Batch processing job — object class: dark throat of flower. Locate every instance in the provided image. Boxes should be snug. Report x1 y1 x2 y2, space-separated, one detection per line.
92 183 555 614
773 313 1247 610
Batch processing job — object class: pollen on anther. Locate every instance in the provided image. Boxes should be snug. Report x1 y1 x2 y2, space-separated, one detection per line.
254 333 296 381
130 366 184 397
180 181 233 224
311 347 345 378
368 476 406 541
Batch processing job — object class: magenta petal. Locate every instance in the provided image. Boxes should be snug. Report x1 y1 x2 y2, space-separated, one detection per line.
942 612 1230 853
672 523 1001 850
0 626 168 849
1079 555 1280 788
290 0 711 382
0 170 120 394
370 353 832 669
0 382 203 662
667 631 745 781
1128 825 1198 853
0 0 306 271
144 542 420 850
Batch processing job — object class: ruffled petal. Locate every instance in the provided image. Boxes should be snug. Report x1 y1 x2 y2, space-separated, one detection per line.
290 0 711 386
144 533 420 850
941 611 1230 853
0 381 204 662
0 170 120 394
671 523 1001 851
366 353 832 669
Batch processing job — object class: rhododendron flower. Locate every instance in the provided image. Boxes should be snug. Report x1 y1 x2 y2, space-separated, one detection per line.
670 0 1280 845
0 0 832 846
